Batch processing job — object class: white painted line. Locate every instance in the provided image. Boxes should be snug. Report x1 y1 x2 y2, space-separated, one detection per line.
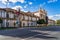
24 30 59 40
21 39 26 40
31 30 58 35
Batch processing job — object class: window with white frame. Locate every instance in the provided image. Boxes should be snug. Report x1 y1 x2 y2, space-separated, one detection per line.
23 22 25 26
6 13 9 18
23 15 25 20
32 17 36 21
9 12 14 18
37 18 39 20
21 15 23 20
0 11 2 17
29 16 31 20
1 11 7 18
5 11 7 18
25 16 28 20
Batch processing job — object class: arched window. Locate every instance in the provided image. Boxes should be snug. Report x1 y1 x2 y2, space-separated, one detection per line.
6 13 9 18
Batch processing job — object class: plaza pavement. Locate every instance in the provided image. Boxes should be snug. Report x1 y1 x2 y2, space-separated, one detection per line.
0 26 60 40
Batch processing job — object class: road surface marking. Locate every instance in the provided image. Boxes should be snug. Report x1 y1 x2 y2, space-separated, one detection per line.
21 39 26 40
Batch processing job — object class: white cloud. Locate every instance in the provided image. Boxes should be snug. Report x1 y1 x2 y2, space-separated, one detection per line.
48 14 60 20
24 4 27 8
24 11 28 12
29 2 33 5
0 0 7 5
12 6 23 10
48 0 58 3
48 15 54 19
18 0 25 3
12 5 27 12
40 2 46 7
12 6 21 9
0 0 25 4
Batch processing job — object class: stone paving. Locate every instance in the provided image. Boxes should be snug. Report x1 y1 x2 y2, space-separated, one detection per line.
0 26 60 40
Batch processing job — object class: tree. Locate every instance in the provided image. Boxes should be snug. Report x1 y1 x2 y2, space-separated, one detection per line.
0 18 3 27
45 16 48 26
56 20 60 24
14 22 16 27
0 18 3 23
45 16 48 24
37 19 46 24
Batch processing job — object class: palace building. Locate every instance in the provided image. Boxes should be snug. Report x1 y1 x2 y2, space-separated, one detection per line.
19 11 40 27
0 8 48 27
19 8 48 27
0 8 17 27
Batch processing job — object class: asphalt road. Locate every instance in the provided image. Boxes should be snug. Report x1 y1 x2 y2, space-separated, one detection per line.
0 26 60 40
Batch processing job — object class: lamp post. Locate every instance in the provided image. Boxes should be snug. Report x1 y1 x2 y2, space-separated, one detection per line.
6 0 9 27
46 16 48 26
16 8 21 27
18 8 21 27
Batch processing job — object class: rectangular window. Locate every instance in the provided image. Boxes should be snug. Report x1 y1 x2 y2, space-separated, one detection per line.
37 18 39 20
9 12 14 18
1 11 5 18
28 16 29 21
4 11 6 18
32 17 36 21
23 15 28 20
14 14 16 19
41 14 42 17
23 15 25 20
23 23 25 26
6 13 9 18
31 23 33 26
0 11 2 17
28 23 29 26
29 16 31 20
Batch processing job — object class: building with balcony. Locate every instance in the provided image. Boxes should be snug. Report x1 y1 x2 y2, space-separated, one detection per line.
33 8 47 20
19 11 40 27
18 8 48 27
0 8 17 27
0 8 48 27
48 19 55 25
33 8 48 26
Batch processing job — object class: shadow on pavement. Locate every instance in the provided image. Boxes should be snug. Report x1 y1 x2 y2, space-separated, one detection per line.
30 26 60 31
0 28 57 39
32 34 57 39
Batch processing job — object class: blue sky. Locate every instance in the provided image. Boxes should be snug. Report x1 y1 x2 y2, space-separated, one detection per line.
0 0 60 20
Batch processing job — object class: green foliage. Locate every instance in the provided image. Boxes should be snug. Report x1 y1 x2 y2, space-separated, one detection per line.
37 19 46 24
56 20 60 24
45 16 48 24
0 18 3 23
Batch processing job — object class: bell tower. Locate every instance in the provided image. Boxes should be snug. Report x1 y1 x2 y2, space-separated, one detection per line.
38 7 43 19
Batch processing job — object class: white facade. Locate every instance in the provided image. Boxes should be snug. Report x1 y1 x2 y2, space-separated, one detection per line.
0 8 47 27
21 14 37 27
48 19 55 25
0 9 17 27
9 12 14 18
34 12 40 17
0 11 6 18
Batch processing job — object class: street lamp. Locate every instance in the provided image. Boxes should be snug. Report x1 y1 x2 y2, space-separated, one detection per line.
6 0 9 27
16 8 21 27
